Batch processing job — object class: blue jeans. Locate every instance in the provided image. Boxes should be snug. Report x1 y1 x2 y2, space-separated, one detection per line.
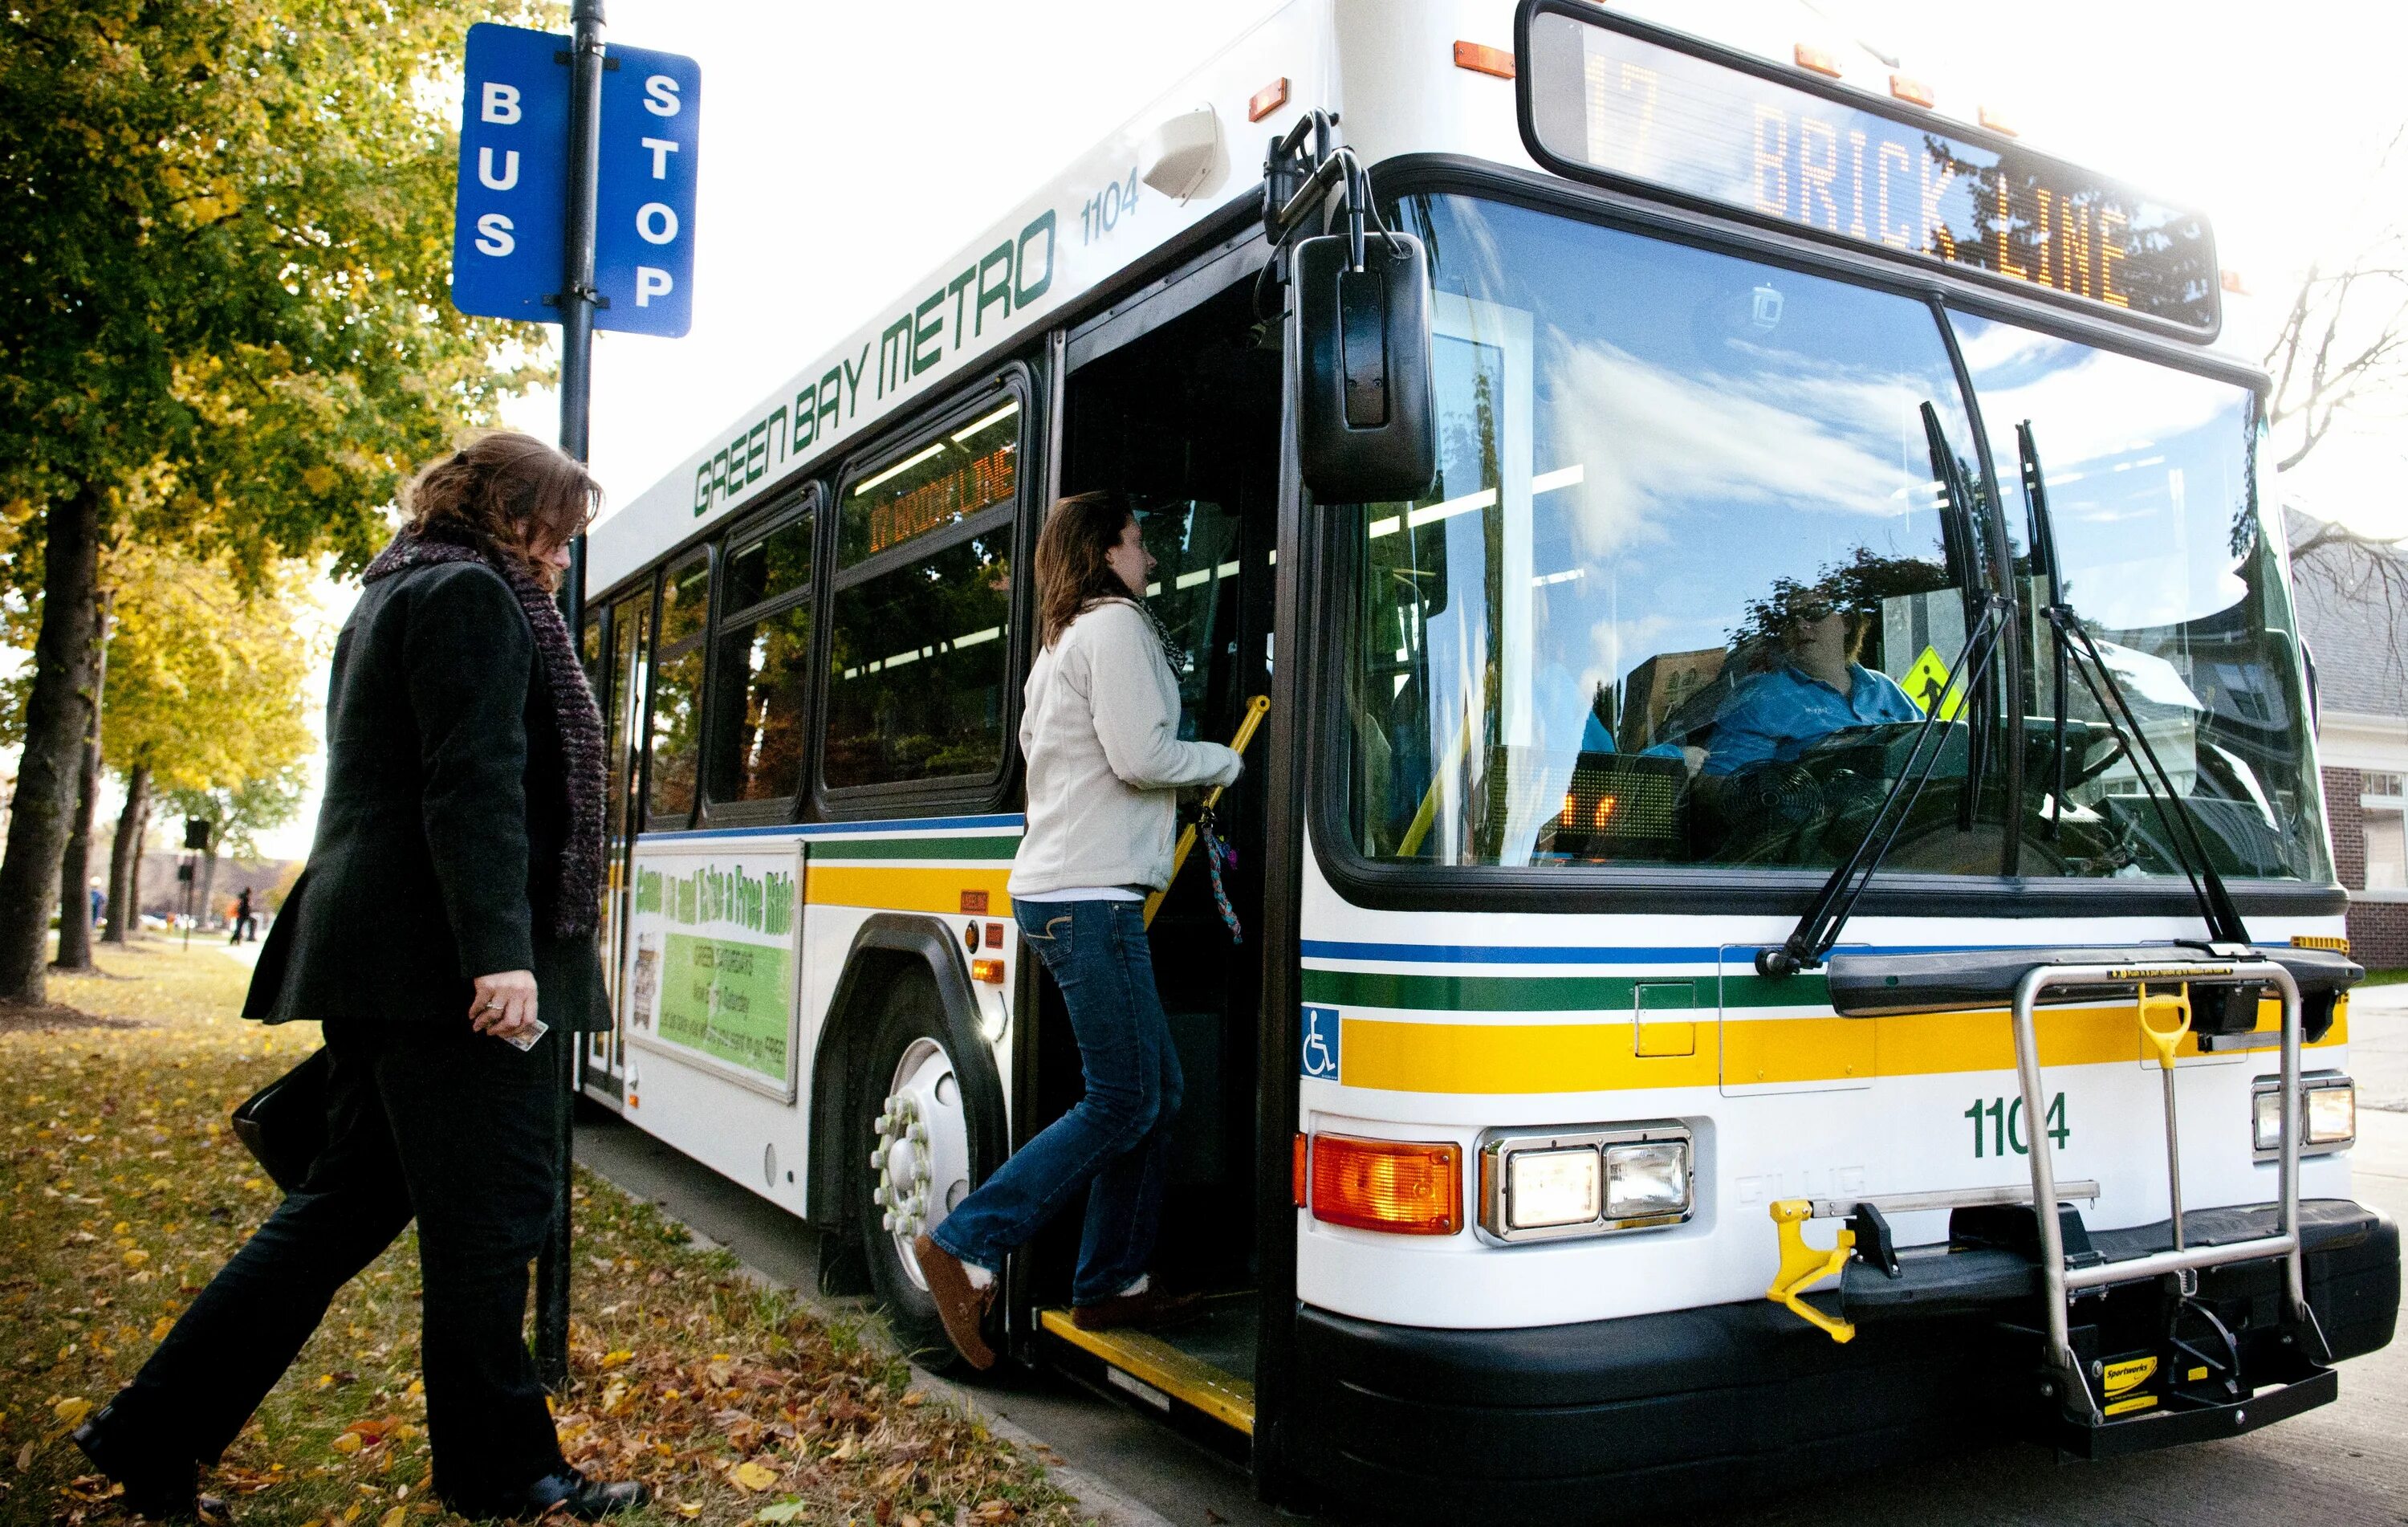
931 898 1182 1305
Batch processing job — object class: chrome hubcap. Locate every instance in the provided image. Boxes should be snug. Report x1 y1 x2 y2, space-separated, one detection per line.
871 1036 971 1293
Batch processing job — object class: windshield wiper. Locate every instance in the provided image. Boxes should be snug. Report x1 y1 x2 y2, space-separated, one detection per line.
1759 405 2007 978
2017 426 2251 946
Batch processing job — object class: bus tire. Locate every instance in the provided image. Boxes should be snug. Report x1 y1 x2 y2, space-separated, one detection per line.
856 978 992 1374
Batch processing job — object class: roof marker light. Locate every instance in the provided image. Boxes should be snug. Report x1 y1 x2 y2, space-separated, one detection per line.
1248 77 1289 123
1979 104 2018 137
1454 41 1515 79
1889 73 1935 109
1793 43 1841 79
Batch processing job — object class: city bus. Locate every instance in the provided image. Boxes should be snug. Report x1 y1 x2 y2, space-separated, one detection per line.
571 0 2398 1516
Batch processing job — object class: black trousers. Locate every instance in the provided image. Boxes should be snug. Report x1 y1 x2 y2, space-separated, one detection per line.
99 1019 566 1505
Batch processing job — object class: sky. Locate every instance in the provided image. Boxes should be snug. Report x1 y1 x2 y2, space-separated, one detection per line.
240 0 2406 860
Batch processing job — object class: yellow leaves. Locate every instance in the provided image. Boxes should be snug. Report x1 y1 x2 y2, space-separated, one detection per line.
600 1348 634 1369
122 1248 151 1268
405 1378 423 1398
331 1431 365 1454
152 1317 175 1341
302 464 340 495
379 1508 408 1527
52 1396 93 1428
599 1379 631 1416
728 1460 779 1492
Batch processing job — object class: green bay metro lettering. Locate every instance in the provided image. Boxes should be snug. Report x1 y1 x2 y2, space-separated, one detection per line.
693 207 1058 518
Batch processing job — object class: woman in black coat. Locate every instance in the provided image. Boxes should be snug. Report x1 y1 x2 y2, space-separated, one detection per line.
71 433 645 1521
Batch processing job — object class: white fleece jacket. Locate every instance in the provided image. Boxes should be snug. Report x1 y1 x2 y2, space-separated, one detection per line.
1007 599 1243 898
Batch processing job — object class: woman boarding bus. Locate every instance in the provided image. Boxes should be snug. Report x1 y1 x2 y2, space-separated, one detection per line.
567 1 2395 1517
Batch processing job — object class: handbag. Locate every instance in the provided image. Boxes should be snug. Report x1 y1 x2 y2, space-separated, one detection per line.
230 1047 334 1193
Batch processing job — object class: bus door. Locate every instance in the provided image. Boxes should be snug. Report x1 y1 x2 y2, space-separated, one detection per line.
584 580 655 1104
1023 251 1282 1440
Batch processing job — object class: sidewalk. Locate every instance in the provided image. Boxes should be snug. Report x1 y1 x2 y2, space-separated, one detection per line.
2349 980 2408 1113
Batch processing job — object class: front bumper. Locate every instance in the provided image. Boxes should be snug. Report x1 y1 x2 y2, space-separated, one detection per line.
1284 1198 2396 1523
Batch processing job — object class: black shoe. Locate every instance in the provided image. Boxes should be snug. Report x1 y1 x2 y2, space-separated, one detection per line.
69 1411 204 1520
458 1468 650 1521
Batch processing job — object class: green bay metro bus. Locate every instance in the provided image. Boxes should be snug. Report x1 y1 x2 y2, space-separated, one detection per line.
572 1 2398 1517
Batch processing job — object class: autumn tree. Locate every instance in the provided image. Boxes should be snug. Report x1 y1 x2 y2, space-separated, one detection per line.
0 0 550 1001
165 768 310 931
87 545 317 943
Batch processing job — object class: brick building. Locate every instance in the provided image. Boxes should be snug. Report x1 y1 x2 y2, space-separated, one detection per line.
2288 512 2408 969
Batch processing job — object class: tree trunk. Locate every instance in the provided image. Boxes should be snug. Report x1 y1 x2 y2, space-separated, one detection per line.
0 483 104 1003
198 841 220 930
54 597 110 971
104 761 148 945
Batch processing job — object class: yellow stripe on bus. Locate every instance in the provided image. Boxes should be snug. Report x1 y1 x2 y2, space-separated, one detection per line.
803 863 1013 914
1339 1004 2349 1095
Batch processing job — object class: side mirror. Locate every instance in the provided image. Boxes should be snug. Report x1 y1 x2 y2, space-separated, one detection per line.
1295 231 1437 504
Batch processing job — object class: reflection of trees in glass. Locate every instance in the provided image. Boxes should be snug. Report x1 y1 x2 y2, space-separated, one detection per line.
711 603 812 802
648 644 704 818
1727 546 1949 649
647 555 709 821
824 534 1013 788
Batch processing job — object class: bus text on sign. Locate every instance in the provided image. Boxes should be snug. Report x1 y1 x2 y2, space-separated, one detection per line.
1518 3 2219 334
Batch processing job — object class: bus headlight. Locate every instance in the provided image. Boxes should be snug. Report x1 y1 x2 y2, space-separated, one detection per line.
2252 1073 2355 1156
1606 1141 1690 1218
1478 1122 1692 1244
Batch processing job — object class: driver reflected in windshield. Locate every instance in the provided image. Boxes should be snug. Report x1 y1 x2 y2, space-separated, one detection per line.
1702 583 1920 777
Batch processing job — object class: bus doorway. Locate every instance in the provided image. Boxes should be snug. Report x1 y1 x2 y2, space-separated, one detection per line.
1017 274 1282 1442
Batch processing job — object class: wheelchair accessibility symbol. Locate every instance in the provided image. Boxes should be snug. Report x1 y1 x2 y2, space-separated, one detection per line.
1300 1004 1341 1080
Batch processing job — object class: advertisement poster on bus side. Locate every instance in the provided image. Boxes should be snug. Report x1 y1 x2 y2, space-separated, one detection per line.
624 842 803 1099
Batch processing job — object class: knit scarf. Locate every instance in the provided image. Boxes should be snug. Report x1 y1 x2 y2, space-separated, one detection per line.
360 527 606 939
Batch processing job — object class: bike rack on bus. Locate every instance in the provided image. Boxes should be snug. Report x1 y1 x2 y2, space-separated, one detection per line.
2007 957 2312 1421
1767 943 2361 1443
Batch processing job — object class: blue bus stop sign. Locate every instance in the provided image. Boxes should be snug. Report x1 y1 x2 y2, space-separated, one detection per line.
450 23 701 337
592 42 701 337
452 24 569 324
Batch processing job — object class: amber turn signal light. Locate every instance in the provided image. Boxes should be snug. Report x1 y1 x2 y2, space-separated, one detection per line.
970 958 1007 984
1292 1133 1311 1208
1249 77 1290 123
1453 41 1515 79
1308 1133 1462 1235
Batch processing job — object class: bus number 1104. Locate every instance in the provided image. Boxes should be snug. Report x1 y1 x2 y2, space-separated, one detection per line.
1964 1093 2069 1157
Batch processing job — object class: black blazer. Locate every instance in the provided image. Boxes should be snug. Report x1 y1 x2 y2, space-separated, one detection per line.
246 560 605 1031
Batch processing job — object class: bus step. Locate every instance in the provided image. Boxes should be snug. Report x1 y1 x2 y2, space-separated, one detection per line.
1035 1305 1256 1435
2050 1363 2336 1460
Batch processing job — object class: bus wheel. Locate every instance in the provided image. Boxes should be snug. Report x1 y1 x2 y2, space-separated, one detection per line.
858 986 983 1369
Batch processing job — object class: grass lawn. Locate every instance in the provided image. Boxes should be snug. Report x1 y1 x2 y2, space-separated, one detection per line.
2356 968 2408 987
0 942 1077 1527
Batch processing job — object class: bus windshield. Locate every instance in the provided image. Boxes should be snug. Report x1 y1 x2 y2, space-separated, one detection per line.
1342 193 2326 882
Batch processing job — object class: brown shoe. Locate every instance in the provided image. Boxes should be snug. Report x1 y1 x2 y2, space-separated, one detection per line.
1072 1283 1207 1332
913 1233 998 1370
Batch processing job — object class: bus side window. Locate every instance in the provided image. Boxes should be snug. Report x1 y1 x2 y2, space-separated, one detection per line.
706 502 817 806
646 550 711 825
824 394 1022 792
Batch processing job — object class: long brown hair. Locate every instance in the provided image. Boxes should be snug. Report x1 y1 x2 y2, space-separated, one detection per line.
401 431 604 591
1035 491 1138 648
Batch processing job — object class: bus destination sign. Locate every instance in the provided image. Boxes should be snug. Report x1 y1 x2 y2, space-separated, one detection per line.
1519 6 2219 334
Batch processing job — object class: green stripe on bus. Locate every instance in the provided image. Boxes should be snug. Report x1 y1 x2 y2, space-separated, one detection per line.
808 836 1022 861
1298 967 1830 1012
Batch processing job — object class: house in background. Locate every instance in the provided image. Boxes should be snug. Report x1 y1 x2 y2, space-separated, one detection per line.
2288 511 2408 969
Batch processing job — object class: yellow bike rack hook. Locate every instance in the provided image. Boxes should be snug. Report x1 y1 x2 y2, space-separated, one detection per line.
1766 1199 1857 1344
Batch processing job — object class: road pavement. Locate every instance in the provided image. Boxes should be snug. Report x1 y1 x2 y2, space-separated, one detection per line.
576 1006 2408 1527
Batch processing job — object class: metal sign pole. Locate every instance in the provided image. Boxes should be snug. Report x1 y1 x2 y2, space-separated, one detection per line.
535 0 606 1395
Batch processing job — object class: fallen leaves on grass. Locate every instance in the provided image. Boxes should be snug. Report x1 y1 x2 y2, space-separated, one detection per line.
1 943 1080 1526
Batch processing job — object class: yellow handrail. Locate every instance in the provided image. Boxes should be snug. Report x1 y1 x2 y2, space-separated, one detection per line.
1145 694 1271 927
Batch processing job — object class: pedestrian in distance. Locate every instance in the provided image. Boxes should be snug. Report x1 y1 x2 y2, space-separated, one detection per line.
228 886 256 944
913 491 1242 1370
71 431 646 1521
